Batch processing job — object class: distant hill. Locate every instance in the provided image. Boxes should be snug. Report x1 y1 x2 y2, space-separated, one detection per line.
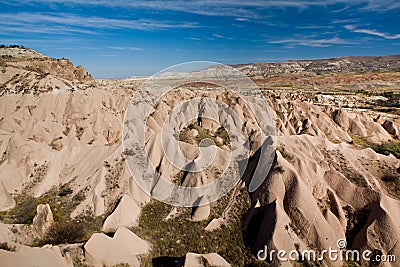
0 46 93 96
231 55 400 77
0 45 48 59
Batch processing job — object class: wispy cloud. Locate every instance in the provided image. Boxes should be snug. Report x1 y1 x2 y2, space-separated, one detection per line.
296 25 333 29
269 36 356 47
235 18 250 21
345 25 400 39
107 46 144 51
0 36 84 45
3 0 400 19
332 19 359 24
212 34 234 40
359 0 400 11
0 12 200 35
185 37 202 41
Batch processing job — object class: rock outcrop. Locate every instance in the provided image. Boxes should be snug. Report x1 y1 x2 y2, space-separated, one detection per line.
183 252 231 267
190 196 211 222
0 181 15 211
84 227 149 267
102 194 141 233
242 135 400 267
0 46 47 59
0 244 70 267
32 204 54 239
0 46 93 96
382 120 398 135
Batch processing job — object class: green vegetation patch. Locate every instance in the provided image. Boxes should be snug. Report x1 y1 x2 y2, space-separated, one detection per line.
380 172 400 199
179 121 230 148
0 184 106 246
0 242 16 252
132 188 268 266
372 141 400 159
0 186 78 225
277 146 293 161
41 221 87 245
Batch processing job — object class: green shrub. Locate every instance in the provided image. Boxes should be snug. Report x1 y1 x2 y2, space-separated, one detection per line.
0 242 15 251
58 184 73 197
382 91 394 98
43 221 86 245
372 141 400 159
277 146 292 161
382 175 399 183
356 89 371 96
8 195 37 224
215 127 230 145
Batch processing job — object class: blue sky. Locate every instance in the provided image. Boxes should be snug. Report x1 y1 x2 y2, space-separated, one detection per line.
0 0 399 78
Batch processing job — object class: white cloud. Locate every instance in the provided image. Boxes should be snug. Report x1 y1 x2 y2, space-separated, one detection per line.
3 0 400 18
235 18 250 21
107 46 144 51
353 29 400 39
212 34 234 40
269 36 356 47
0 12 200 35
185 37 202 41
345 25 400 39
359 0 400 11
296 25 333 29
332 19 359 24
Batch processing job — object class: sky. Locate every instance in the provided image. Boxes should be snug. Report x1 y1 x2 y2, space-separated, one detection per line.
0 0 399 78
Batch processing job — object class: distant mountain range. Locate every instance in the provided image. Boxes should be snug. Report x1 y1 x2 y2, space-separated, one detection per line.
231 55 400 77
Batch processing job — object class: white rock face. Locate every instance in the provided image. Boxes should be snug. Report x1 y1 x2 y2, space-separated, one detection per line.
113 227 150 255
191 196 210 222
0 244 70 267
102 194 140 233
184 252 231 267
204 218 224 232
84 227 149 267
32 204 54 239
0 181 15 211
0 164 24 194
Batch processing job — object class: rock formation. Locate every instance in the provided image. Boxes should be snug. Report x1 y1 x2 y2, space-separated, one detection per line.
32 204 54 239
0 244 70 266
183 252 231 267
0 48 399 266
190 196 211 222
84 227 149 266
102 194 141 233
0 182 15 211
0 46 93 96
382 120 398 136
